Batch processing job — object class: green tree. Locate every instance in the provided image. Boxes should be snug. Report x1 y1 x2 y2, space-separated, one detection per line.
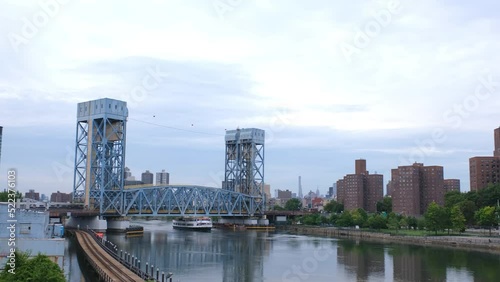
476 184 500 208
272 205 285 211
399 217 408 230
387 217 400 233
367 214 387 230
458 200 477 226
424 202 447 235
323 200 344 213
407 216 418 230
444 191 464 209
376 196 392 213
417 217 426 230
450 205 466 233
336 211 354 227
475 206 497 236
0 190 23 202
351 208 368 227
328 213 339 225
284 198 302 211
0 252 65 282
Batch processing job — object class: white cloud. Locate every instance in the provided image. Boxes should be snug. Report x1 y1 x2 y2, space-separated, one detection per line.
1 0 500 194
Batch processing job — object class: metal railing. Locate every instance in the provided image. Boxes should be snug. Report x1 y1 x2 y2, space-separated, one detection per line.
85 228 173 282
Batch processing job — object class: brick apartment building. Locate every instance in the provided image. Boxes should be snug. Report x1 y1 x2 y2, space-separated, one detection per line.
50 191 72 203
336 159 383 212
443 179 460 193
469 127 500 191
25 189 40 201
391 163 449 216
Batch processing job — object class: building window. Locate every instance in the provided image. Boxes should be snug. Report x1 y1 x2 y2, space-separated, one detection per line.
20 223 31 234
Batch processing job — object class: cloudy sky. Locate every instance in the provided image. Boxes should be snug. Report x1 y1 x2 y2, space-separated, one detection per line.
1 0 499 197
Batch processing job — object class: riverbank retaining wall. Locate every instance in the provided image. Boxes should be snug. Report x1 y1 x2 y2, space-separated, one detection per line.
280 226 500 253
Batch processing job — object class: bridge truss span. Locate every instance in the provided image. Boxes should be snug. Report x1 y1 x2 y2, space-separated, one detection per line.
101 185 264 217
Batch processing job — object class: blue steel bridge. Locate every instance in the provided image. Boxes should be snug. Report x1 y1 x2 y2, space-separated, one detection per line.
73 98 265 217
100 185 263 216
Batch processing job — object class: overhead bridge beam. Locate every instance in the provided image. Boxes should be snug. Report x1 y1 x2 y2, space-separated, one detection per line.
99 185 264 217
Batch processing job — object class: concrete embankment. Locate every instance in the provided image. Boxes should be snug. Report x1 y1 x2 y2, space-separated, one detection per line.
279 225 500 254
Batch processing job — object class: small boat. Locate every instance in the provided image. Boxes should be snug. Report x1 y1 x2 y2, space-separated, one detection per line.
125 225 144 236
173 217 213 231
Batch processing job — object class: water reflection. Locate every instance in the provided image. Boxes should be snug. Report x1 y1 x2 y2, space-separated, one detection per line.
107 220 272 282
89 221 500 282
389 244 500 282
337 240 385 281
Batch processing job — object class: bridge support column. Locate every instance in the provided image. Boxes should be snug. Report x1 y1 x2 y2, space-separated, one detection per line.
107 218 130 232
219 216 269 226
66 216 107 232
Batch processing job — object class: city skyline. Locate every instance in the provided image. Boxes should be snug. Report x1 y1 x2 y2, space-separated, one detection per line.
1 1 500 196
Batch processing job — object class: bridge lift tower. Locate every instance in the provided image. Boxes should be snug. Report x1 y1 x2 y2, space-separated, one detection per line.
73 98 128 213
224 128 265 211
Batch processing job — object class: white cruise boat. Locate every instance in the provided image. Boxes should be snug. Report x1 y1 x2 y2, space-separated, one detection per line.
172 217 213 231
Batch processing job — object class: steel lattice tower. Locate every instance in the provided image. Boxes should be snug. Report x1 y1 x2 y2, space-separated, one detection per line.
224 128 265 208
73 98 128 212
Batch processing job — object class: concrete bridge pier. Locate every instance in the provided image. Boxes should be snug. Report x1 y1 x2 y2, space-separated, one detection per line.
219 216 269 226
107 217 130 232
66 216 108 232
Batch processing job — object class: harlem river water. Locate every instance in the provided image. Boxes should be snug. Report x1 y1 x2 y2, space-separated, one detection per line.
63 219 500 282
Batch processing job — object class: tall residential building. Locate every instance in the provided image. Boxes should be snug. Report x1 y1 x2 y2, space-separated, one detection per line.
355 159 367 175
156 169 170 185
141 170 154 184
50 191 71 203
391 163 445 216
469 127 500 191
443 179 460 193
336 159 383 212
494 127 500 157
25 189 40 201
277 189 292 199
469 157 500 191
337 179 345 203
386 180 393 196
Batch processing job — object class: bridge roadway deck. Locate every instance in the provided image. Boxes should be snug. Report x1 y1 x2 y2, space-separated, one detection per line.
75 231 144 282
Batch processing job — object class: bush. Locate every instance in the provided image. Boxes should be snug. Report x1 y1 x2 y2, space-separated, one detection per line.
0 252 65 282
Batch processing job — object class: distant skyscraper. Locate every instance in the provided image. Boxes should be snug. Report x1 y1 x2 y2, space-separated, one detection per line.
327 183 337 199
156 169 170 185
124 167 132 180
298 176 303 198
263 183 271 202
141 170 154 184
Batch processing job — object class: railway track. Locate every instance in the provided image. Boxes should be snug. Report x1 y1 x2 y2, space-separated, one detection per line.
75 231 144 282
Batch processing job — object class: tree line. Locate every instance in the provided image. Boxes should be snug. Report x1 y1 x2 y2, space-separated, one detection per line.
282 184 500 235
